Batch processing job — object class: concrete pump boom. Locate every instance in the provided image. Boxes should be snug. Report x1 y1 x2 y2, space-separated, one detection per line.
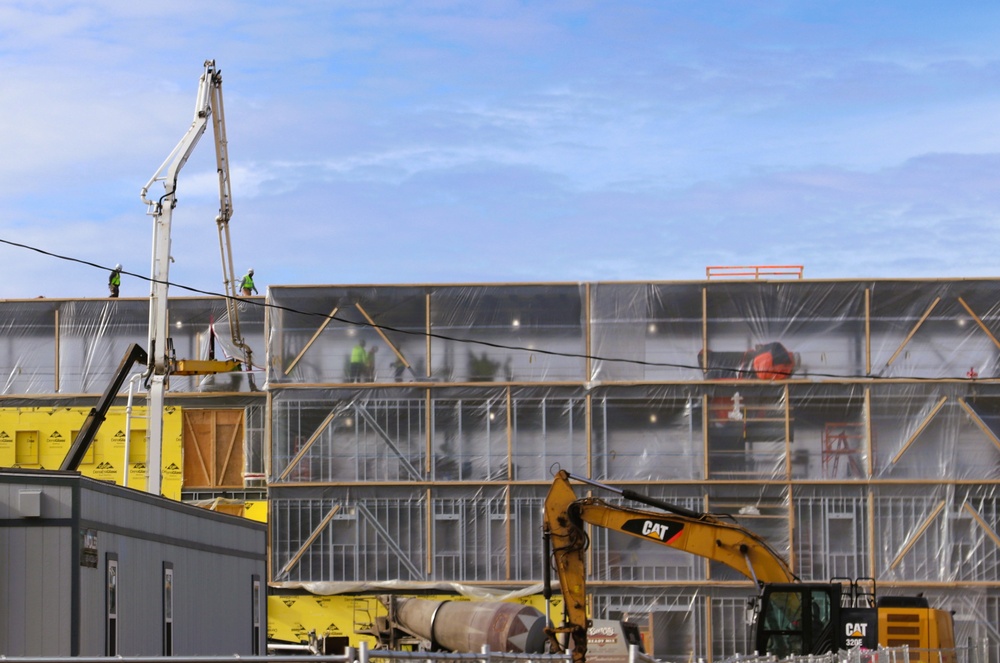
139 59 253 494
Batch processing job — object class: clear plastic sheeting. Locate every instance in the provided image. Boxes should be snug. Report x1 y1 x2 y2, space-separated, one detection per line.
589 280 1000 383
3 277 1000 660
269 486 428 584
263 279 1000 658
590 385 705 481
870 281 1000 379
793 485 871 582
871 383 1000 481
0 296 264 395
267 284 586 385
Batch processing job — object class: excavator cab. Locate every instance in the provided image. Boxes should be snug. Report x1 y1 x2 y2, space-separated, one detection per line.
754 582 878 657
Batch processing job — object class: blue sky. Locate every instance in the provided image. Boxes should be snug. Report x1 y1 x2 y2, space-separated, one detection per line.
3 1 1000 299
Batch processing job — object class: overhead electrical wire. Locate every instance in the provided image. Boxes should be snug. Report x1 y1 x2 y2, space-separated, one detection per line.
0 236 985 382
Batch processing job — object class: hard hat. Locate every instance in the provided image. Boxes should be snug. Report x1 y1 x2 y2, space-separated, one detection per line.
248 268 254 275
115 264 122 271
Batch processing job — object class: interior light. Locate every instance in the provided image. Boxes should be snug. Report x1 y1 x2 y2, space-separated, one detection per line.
649 414 658 424
648 323 657 334
511 318 521 329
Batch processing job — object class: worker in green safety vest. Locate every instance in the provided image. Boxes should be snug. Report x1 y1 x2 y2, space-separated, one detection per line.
349 339 368 382
108 264 122 298
240 268 258 296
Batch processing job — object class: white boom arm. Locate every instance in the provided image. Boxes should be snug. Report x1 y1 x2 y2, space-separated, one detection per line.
139 59 252 494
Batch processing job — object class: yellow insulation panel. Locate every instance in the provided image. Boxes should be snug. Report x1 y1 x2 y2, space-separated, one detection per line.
0 406 183 500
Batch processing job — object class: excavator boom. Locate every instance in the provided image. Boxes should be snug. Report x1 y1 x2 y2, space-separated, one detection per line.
544 469 794 663
543 470 954 662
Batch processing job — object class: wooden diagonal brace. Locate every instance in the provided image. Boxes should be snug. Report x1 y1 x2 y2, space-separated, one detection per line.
275 504 342 580
890 396 947 466
889 500 945 571
284 305 339 374
884 297 939 368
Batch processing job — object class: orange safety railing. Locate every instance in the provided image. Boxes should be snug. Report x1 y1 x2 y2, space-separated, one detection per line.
706 265 804 280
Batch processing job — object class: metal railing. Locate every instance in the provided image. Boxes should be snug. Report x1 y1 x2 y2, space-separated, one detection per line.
0 642 991 663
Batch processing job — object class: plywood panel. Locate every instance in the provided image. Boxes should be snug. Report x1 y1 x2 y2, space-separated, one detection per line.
183 410 245 488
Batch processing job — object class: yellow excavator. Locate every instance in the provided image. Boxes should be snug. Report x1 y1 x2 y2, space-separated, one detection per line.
543 469 955 663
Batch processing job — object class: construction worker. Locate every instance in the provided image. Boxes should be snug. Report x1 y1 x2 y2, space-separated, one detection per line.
240 268 258 297
108 264 122 298
349 339 368 382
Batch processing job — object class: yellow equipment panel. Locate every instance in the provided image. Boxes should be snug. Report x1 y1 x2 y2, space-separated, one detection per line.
0 406 183 500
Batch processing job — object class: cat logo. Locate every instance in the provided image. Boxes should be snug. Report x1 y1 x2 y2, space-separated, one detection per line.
621 517 684 543
845 622 868 637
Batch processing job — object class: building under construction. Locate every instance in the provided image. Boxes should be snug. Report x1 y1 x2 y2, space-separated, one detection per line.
1 270 998 660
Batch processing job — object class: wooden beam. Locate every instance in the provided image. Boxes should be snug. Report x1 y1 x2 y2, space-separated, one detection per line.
283 305 339 375
890 396 947 466
218 412 242 485
962 502 1000 550
888 500 945 571
702 287 708 373
355 302 410 369
275 504 342 580
957 297 1000 351
957 398 1000 454
184 414 212 484
277 409 337 481
864 288 871 375
884 296 940 367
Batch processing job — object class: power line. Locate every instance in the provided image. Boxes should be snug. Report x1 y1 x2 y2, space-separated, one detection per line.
0 236 983 382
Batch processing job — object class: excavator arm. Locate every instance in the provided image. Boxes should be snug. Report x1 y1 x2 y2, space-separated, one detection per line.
543 469 796 663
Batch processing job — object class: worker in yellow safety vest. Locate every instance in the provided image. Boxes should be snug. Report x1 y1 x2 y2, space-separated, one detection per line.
349 339 369 382
108 264 122 298
240 269 258 296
